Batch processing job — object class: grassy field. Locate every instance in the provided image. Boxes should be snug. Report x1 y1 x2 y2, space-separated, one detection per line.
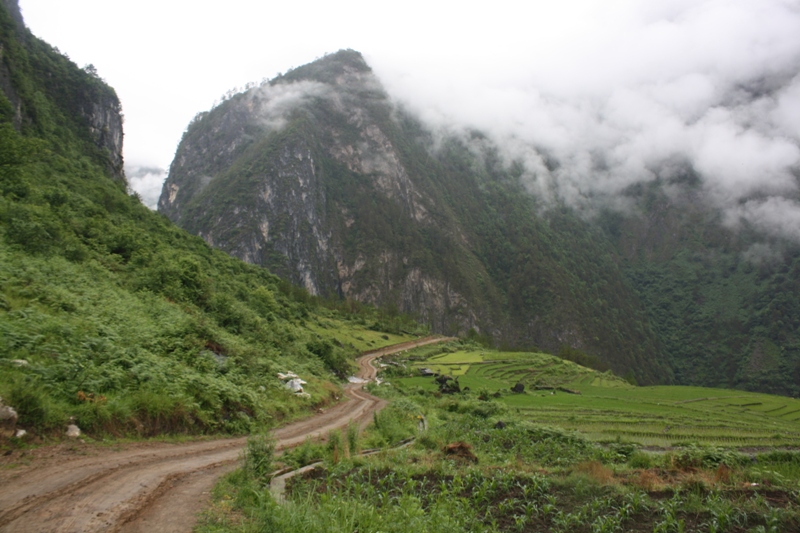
392 344 800 448
200 373 800 533
305 318 413 353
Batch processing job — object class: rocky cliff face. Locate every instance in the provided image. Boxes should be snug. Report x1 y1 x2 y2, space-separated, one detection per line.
160 51 476 330
0 2 124 181
0 0 25 130
84 94 124 180
159 50 670 384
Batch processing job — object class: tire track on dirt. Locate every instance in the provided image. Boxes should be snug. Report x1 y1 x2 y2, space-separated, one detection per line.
0 335 450 533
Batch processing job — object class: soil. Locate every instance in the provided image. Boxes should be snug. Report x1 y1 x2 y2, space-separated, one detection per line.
0 336 450 533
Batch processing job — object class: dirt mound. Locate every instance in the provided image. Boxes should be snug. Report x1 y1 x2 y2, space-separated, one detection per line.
443 442 478 463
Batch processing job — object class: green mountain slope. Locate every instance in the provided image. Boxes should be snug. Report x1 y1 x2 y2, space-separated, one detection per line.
0 2 414 439
159 50 671 385
597 181 800 396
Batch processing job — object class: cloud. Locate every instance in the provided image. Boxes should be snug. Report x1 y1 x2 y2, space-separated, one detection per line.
249 80 330 131
728 196 800 242
125 165 166 209
370 0 800 241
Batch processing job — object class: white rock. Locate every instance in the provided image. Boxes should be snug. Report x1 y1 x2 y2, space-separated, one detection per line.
284 378 305 392
0 405 18 423
295 392 311 398
277 371 299 380
10 359 29 367
66 424 81 438
14 429 26 438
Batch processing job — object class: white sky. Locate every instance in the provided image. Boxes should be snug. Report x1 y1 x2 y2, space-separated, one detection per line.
17 0 800 238
21 0 603 168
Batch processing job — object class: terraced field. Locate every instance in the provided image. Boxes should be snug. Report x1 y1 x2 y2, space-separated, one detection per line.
394 346 800 448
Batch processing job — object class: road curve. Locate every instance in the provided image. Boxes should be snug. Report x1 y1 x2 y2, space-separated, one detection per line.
0 336 450 533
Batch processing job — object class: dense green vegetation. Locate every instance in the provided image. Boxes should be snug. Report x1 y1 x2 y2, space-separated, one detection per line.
0 3 420 442
199 344 800 532
596 186 800 397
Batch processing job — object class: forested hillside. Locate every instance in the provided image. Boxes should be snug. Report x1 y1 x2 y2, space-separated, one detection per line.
597 182 800 396
0 1 418 438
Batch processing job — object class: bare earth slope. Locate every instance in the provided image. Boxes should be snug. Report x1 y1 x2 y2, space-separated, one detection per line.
0 336 449 533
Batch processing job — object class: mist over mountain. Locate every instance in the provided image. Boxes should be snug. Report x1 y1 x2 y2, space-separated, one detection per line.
373 0 800 244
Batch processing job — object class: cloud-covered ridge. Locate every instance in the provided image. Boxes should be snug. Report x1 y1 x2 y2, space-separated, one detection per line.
372 0 800 240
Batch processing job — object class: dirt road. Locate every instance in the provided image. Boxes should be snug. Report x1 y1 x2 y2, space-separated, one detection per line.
0 336 449 533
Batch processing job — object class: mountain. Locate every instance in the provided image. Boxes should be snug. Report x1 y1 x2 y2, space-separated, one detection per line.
159 51 800 396
0 3 412 437
158 50 672 385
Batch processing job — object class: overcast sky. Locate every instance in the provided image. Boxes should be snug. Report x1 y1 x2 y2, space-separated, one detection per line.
18 0 800 240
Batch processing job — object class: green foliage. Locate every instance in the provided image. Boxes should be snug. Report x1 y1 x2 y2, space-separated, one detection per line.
346 422 360 456
598 185 800 397
628 451 654 469
306 339 351 377
668 445 747 469
281 437 325 468
202 402 800 532
326 429 343 462
199 356 800 533
363 399 421 448
558 345 610 373
7 380 61 429
244 433 276 483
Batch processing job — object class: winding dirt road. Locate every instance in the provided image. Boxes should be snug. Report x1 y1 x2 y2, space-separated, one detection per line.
0 336 449 533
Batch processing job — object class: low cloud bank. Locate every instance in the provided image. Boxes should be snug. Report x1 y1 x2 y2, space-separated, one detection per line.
372 0 800 240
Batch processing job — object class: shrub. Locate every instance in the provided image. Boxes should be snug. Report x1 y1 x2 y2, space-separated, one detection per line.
129 389 199 435
629 451 653 469
346 423 360 456
8 382 63 430
284 437 325 468
307 339 351 377
243 433 276 484
327 429 342 463
670 445 746 469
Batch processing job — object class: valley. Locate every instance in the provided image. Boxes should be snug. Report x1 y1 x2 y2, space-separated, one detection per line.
1 0 800 530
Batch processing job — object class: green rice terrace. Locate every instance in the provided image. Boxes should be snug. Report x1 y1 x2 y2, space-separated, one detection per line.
389 343 800 449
